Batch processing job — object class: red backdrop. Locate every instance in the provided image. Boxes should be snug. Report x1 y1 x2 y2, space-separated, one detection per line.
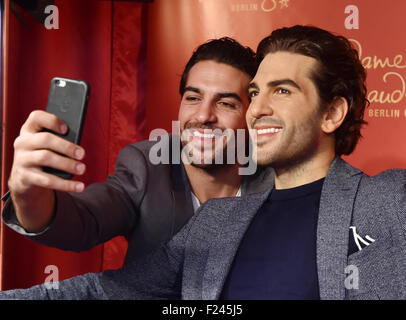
0 0 147 289
1 0 405 290
145 0 406 176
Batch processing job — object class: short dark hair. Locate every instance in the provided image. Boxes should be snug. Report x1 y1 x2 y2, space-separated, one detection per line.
179 37 257 96
256 25 369 156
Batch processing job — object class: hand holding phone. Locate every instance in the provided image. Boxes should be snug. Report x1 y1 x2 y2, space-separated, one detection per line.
43 77 90 179
10 77 90 190
7 77 90 232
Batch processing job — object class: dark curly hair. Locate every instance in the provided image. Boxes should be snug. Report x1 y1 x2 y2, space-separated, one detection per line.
256 25 369 156
179 37 257 96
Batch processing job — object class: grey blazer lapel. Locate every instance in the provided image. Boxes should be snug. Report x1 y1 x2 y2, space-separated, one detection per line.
317 157 363 300
201 188 273 300
170 160 194 236
166 134 195 236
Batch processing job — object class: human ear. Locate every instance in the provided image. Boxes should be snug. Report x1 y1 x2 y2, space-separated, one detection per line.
320 97 349 134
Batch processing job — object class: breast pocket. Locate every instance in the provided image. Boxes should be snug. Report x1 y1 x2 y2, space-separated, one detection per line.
346 234 405 300
347 234 393 263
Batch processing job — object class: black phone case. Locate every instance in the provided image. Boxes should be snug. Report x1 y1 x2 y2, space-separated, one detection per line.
43 77 90 179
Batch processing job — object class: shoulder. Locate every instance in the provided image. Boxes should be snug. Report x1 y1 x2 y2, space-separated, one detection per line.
112 136 177 182
116 134 174 164
122 134 178 163
351 168 406 251
359 168 406 194
125 135 171 154
355 168 406 224
370 168 406 181
333 158 405 194
354 168 406 208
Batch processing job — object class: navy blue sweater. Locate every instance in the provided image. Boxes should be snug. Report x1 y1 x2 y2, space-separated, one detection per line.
221 178 324 300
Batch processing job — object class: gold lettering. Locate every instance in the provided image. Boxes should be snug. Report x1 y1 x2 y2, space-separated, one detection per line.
386 72 405 103
350 39 406 70
351 39 362 60
373 56 394 69
393 55 406 69
368 72 406 104
369 108 400 118
363 57 372 69
261 0 277 12
231 3 258 12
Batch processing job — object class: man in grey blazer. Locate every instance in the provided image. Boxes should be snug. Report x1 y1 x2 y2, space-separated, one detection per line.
1 38 272 264
1 25 405 300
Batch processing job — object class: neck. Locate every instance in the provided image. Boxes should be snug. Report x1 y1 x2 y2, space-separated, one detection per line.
274 149 336 190
183 163 242 204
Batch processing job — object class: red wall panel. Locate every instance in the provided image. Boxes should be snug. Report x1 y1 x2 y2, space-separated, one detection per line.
1 0 112 289
145 0 406 176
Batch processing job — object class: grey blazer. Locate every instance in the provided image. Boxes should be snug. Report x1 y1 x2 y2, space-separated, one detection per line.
1 157 406 300
1 135 274 263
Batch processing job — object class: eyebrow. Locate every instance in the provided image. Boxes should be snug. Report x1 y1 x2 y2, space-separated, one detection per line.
184 86 201 94
248 79 302 91
184 86 243 102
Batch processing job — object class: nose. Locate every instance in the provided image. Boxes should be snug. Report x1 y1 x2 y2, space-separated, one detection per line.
247 94 274 121
195 99 217 124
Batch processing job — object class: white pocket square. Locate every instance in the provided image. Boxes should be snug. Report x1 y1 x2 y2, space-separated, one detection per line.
349 226 376 252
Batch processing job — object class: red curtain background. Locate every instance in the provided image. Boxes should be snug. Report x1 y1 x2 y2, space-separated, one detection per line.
0 0 148 289
1 0 405 290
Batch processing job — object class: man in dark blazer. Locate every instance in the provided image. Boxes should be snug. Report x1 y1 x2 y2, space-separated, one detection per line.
1 25 405 300
1 38 273 264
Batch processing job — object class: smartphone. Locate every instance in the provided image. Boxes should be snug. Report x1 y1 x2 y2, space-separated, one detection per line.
43 77 90 179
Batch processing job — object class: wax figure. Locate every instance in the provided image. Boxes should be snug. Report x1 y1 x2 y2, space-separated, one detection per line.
1 38 272 263
1 25 405 300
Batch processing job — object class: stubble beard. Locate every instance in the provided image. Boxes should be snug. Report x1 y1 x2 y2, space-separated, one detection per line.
255 109 322 173
180 129 232 170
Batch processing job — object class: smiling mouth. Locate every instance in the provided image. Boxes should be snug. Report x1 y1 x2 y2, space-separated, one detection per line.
256 127 283 135
193 131 216 139
184 129 227 147
251 127 283 146
188 128 226 139
253 125 283 136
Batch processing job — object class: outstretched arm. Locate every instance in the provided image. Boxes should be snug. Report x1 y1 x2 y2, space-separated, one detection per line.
2 141 148 252
0 213 192 300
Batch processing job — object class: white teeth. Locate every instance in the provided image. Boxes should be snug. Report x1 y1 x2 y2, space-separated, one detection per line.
256 128 282 135
193 131 215 139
